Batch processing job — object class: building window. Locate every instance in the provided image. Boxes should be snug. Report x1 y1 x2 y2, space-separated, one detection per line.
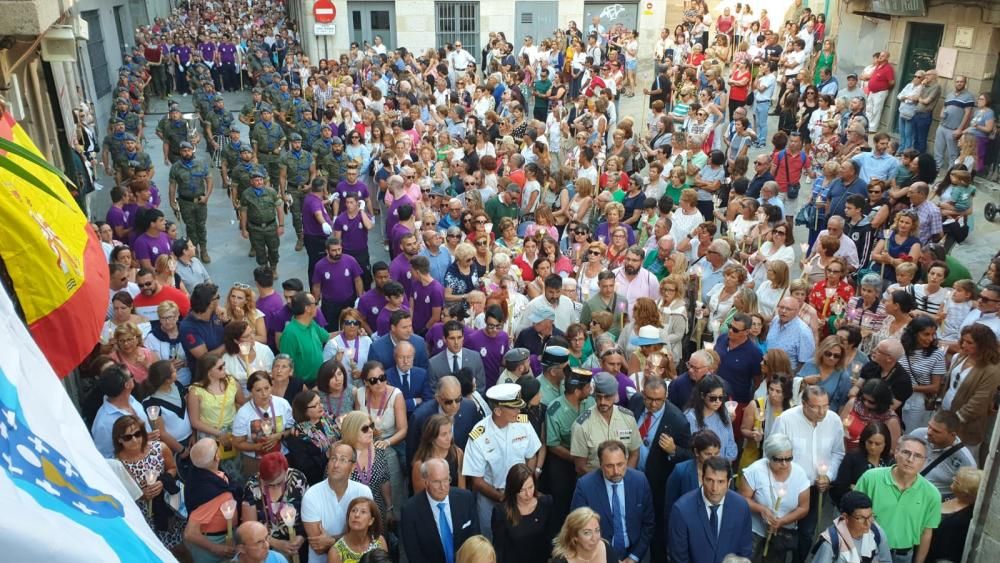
80 10 111 98
435 1 479 58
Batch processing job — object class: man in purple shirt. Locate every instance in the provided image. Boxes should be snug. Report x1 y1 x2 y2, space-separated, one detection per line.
464 304 511 388
389 232 420 297
408 256 444 336
358 262 390 334
333 166 371 215
302 178 333 282
106 186 133 243
173 43 192 94
254 266 284 332
217 35 239 92
310 237 364 332
384 175 413 241
389 204 416 258
132 208 172 270
332 192 374 286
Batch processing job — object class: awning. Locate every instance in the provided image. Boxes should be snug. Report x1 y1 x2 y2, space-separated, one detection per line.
850 0 927 18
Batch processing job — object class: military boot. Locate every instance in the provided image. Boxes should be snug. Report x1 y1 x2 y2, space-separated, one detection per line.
249 246 256 257
295 235 304 251
201 246 212 264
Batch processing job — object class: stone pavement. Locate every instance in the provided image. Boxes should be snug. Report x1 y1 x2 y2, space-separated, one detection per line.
87 82 1000 291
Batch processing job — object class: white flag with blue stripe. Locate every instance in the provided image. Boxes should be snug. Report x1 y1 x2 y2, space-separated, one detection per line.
0 288 175 561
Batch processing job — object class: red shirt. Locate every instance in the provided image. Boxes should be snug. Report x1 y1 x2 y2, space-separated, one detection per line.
133 285 191 319
867 63 895 94
771 149 811 191
729 69 751 102
143 45 162 64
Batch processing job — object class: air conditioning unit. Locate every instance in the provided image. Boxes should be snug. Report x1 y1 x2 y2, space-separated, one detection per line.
74 14 89 41
41 25 77 62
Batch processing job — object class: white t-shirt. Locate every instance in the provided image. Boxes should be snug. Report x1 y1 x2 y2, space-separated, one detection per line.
223 343 276 393
301 480 374 563
232 396 295 458
742 458 811 536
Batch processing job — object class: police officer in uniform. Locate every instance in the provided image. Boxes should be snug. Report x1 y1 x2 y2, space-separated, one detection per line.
251 104 286 196
156 104 189 165
545 367 596 526
570 372 641 474
497 347 532 385
114 134 152 185
538 345 570 406
240 169 285 273
462 383 542 541
168 141 214 263
240 88 264 126
279 133 317 251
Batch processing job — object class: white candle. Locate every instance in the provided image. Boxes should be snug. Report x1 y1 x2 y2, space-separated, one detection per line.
725 400 738 418
145 405 160 423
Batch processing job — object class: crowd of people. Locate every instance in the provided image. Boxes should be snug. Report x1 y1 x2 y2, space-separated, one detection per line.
72 0 1000 562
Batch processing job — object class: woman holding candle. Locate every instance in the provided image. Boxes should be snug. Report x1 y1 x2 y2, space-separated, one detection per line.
869 209 922 285
830 422 893 505
142 360 193 470
323 308 373 387
840 379 902 453
658 275 689 369
684 375 738 461
113 415 187 556
748 221 796 289
222 321 275 396
188 353 248 484
835 325 869 377
287 390 342 485
232 371 295 478
340 411 394 519
738 433 811 563
796 336 854 413
330 497 387 563
240 452 308 561
354 361 406 518
740 374 793 469
410 413 466 494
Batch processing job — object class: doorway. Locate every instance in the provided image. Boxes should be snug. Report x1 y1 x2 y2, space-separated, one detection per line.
347 2 397 52
514 1 559 50
895 22 943 131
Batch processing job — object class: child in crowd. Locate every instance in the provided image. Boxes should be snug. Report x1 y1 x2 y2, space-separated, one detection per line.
939 279 977 347
884 262 918 299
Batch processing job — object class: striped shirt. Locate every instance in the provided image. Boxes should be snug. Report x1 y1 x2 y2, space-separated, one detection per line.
912 284 951 317
901 348 946 386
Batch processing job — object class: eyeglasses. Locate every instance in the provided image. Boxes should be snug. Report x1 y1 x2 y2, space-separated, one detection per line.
343 319 361 327
588 250 602 257
898 449 927 461
728 326 745 334
485 323 502 330
773 230 787 236
823 351 843 359
366 375 387 385
850 514 874 523
307 401 323 410
117 336 137 344
826 268 843 274
770 456 793 463
360 424 373 433
120 430 143 442
439 397 462 406
705 394 725 402
979 295 1000 303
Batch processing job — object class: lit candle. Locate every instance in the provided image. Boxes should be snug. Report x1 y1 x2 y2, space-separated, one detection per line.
145 470 158 515
725 400 738 419
280 505 300 563
703 341 715 351
146 405 160 423
260 418 274 437
799 242 809 256
764 482 788 556
221 499 238 544
815 461 829 541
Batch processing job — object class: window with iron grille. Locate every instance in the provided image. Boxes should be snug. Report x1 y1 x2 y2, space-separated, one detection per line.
80 10 112 98
435 2 480 59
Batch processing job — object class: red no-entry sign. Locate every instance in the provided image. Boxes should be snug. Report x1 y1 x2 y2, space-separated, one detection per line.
313 0 336 23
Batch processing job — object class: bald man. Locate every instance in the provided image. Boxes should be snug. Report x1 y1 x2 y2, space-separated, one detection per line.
407 375 481 461
765 297 816 373
236 521 289 563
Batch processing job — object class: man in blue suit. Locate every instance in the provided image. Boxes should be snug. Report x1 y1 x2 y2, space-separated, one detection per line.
407 375 482 462
571 440 655 562
385 341 434 418
401 458 479 563
669 456 753 563
369 310 429 371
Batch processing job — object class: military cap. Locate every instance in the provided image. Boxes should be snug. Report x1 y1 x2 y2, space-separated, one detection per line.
289 133 303 141
179 141 194 150
502 348 530 370
486 383 526 409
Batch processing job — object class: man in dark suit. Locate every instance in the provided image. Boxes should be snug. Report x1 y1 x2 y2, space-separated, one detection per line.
369 310 429 371
401 457 479 563
407 375 482 462
428 320 486 390
570 440 655 562
385 340 434 418
629 378 691 563
669 456 753 563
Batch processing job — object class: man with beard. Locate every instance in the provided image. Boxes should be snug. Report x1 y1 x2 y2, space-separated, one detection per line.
514 306 564 357
570 372 640 474
132 268 191 320
357 262 391 334
520 274 576 333
614 246 660 317
580 271 628 340
389 232 421 296
310 237 364 332
332 192 374 284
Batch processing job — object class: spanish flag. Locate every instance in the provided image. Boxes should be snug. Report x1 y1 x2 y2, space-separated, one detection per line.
0 107 108 376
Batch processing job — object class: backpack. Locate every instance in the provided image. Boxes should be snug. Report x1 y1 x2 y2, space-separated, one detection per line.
811 524 881 562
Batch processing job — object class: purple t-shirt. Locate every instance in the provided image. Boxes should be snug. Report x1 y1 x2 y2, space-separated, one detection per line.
335 180 369 202
410 279 444 332
258 292 285 350
173 45 191 65
133 232 171 264
106 206 130 243
218 43 237 63
302 194 332 238
311 254 363 302
389 253 414 296
465 329 510 388
390 223 412 257
357 289 387 330
375 303 410 337
384 194 413 238
426 323 475 357
333 211 370 252
199 42 216 61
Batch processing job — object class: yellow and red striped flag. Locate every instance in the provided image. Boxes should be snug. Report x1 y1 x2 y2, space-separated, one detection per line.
0 108 108 375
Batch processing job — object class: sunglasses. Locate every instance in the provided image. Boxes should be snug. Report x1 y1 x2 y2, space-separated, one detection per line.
770 456 793 463
233 282 251 290
588 250 602 256
440 397 462 406
138 281 155 288
343 319 361 326
360 424 373 433
476 241 489 247
120 430 143 442
773 230 787 235
826 268 843 274
575 229 589 235
823 351 843 359
706 394 725 402
366 375 387 385
729 326 745 334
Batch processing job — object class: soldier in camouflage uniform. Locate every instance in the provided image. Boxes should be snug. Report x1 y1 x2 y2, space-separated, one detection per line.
102 119 129 178
321 135 348 185
288 84 308 124
168 141 214 263
156 105 190 165
312 123 336 159
240 169 285 272
113 134 153 185
205 96 234 157
251 104 286 192
273 81 294 135
265 72 283 106
230 145 268 257
297 107 323 149
279 133 316 251
239 88 265 127
247 47 267 85
108 97 143 139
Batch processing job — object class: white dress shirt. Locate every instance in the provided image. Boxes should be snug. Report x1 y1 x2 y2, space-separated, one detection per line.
428 492 452 538
770 406 846 480
702 490 726 535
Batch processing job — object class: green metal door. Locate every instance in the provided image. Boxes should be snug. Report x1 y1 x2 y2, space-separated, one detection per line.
895 23 943 131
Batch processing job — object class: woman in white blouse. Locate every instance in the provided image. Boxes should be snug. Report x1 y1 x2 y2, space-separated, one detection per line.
747 220 797 289
323 308 373 388
221 320 275 397
756 261 791 318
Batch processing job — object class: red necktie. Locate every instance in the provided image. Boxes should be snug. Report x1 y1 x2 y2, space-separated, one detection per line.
639 413 653 440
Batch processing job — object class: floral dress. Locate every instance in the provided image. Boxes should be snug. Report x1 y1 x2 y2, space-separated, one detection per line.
350 446 392 516
243 468 309 542
121 441 185 549
808 279 855 337
333 537 382 563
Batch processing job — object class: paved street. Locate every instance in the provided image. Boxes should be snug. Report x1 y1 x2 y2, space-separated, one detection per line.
88 78 1000 290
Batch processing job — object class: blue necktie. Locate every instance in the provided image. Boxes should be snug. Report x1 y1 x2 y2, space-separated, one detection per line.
401 372 410 394
709 503 720 540
611 483 627 556
438 502 455 563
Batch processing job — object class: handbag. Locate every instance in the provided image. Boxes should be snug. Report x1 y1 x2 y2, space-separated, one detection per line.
795 203 817 226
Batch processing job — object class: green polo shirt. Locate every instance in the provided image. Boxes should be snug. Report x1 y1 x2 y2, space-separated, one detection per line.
278 318 329 384
855 467 941 549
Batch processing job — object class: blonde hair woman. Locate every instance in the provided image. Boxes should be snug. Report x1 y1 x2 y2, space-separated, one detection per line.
222 283 266 343
577 241 608 299
659 274 689 367
756 260 790 318
112 322 159 387
457 535 497 563
340 410 394 518
551 507 613 563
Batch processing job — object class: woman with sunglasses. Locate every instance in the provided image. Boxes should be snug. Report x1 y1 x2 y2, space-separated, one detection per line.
356 361 407 513
111 322 159 386
797 335 853 412
444 242 480 305
738 433 811 563
322 308 371 386
189 353 249 483
112 415 187 557
222 320 275 395
411 413 466 494
232 371 295 478
740 373 792 467
684 374 738 461
808 255 855 338
869 209 922 285
239 451 308 561
841 378 902 454
340 411 394 519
